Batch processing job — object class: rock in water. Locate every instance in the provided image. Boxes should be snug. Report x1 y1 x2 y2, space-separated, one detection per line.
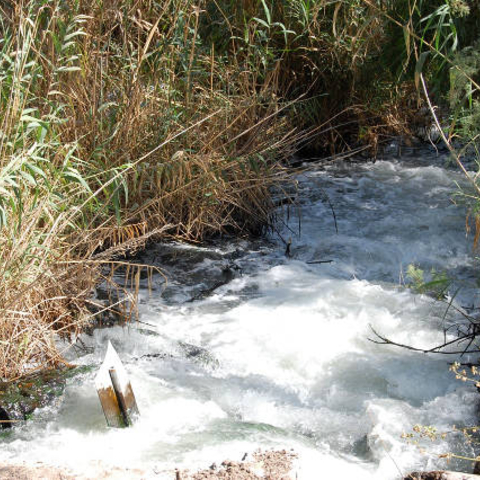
405 472 480 480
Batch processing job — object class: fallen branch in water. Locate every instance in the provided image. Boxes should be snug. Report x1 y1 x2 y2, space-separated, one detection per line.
368 325 480 356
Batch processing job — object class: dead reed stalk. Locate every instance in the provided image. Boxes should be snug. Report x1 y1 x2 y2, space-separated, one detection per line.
0 0 294 380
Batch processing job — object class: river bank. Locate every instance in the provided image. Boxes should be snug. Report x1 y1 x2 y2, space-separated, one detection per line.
0 449 299 479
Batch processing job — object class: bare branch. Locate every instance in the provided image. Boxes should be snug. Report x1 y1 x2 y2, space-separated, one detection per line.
368 325 480 356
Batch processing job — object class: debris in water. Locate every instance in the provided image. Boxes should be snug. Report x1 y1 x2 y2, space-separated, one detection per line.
95 341 139 427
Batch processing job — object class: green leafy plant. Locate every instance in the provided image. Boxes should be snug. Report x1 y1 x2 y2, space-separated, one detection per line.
406 264 451 298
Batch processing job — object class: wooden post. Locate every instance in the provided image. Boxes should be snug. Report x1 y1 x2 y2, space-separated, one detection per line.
95 341 139 428
109 368 130 427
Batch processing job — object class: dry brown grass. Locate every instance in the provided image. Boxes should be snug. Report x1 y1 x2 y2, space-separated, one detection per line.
0 0 295 380
0 205 97 379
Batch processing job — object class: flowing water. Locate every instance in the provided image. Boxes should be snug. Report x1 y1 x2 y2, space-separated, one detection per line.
2 147 480 479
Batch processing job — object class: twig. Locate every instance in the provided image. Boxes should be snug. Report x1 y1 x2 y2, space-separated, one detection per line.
420 73 480 198
368 325 480 355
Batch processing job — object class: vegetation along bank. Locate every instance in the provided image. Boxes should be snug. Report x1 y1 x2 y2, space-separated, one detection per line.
1 0 480 381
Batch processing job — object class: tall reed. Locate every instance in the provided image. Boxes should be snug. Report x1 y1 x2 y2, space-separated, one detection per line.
0 0 293 380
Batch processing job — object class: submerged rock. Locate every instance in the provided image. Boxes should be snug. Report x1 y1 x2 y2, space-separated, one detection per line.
178 341 219 369
0 405 11 430
0 365 93 425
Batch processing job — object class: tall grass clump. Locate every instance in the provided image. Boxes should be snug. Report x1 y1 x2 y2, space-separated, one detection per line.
0 0 294 380
0 5 97 379
202 0 400 153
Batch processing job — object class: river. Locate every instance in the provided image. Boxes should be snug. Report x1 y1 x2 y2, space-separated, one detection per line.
1 146 479 479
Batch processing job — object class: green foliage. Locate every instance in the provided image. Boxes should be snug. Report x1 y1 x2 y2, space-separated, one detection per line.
448 41 480 140
0 6 90 233
406 264 450 298
379 0 479 97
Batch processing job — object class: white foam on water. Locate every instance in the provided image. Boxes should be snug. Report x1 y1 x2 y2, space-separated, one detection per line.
1 154 478 478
